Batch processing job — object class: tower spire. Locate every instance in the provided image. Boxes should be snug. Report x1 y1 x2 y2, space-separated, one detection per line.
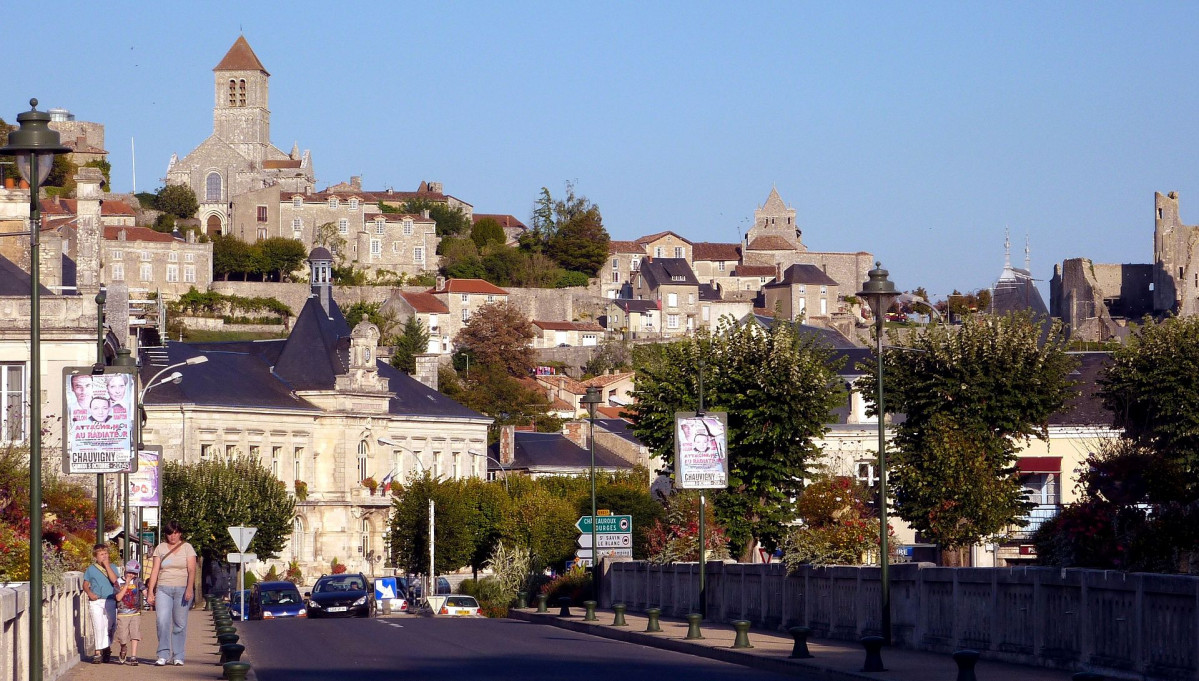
1025 234 1031 272
1004 227 1011 269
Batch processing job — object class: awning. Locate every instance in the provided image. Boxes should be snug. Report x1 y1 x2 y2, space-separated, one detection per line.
1017 456 1061 473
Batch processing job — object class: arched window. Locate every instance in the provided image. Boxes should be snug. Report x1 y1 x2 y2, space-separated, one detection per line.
206 172 222 202
228 80 237 106
292 516 305 560
238 79 247 107
358 441 369 481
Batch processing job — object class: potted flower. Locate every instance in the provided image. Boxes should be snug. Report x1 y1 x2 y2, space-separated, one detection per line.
294 480 308 501
362 476 378 496
330 557 347 574
389 480 402 496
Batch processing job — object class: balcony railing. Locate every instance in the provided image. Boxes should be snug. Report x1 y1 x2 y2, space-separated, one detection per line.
1008 504 1060 540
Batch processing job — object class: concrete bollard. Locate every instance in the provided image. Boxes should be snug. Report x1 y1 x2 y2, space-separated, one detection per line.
517 591 528 609
685 613 704 639
558 596 572 617
645 608 662 633
535 593 549 613
1072 674 1107 681
223 661 251 681
731 620 753 649
217 632 240 648
860 635 886 672
612 603 627 626
788 626 814 659
219 643 245 665
953 649 980 681
584 600 598 621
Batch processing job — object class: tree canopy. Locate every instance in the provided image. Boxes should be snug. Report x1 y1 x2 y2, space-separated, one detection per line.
522 183 609 276
386 199 471 238
453 301 536 377
212 234 307 282
156 183 200 219
471 217 506 249
860 312 1077 557
391 316 431 374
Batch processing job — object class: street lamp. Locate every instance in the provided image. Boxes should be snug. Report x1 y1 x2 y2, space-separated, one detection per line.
0 99 69 681
581 386 603 599
857 262 899 646
468 449 508 492
378 438 436 606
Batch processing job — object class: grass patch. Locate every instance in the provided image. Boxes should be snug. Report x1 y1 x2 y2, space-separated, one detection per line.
184 329 287 342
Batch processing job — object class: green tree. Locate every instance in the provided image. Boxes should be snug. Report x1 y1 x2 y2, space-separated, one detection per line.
387 199 472 238
44 155 77 189
212 234 256 281
1099 315 1199 497
503 482 577 572
471 217 506 249
385 474 474 575
439 237 487 280
156 183 200 219
861 312 1077 562
257 237 308 281
84 159 111 189
631 321 846 558
160 457 295 562
461 479 514 577
523 183 610 275
391 316 431 374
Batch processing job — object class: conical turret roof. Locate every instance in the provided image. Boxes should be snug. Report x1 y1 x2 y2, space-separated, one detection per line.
214 36 269 75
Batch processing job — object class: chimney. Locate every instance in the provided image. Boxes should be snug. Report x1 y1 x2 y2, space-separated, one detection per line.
413 353 439 390
436 275 446 291
429 181 444 194
422 209 431 219
499 425 515 466
351 175 362 190
73 168 105 295
563 420 588 449
776 262 783 280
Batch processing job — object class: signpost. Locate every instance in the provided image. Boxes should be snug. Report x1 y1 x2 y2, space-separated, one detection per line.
575 515 632 567
674 407 729 619
574 515 632 534
228 526 257 621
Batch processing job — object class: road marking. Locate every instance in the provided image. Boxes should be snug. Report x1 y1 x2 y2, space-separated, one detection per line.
377 619 404 628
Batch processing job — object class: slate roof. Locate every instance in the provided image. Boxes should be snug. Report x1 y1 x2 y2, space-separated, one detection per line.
0 254 51 295
593 419 643 445
1050 352 1113 427
991 265 1049 317
489 431 632 472
639 258 698 289
613 299 658 314
214 36 269 75
141 294 486 420
698 284 721 301
764 264 839 288
692 242 742 261
744 314 858 350
400 291 449 314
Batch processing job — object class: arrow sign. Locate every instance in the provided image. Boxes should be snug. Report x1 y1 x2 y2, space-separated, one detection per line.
577 548 633 560
575 515 633 534
228 526 257 553
227 552 257 563
578 533 632 548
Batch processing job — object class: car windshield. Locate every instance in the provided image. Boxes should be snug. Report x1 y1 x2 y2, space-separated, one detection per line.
261 588 301 605
446 596 478 607
315 577 366 592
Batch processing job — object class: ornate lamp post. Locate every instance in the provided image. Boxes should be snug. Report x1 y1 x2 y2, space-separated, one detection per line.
1 98 70 681
581 386 603 598
857 262 899 646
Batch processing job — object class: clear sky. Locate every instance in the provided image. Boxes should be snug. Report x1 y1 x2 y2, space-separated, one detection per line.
7 1 1199 300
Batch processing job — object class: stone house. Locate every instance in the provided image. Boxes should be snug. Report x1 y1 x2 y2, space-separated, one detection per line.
356 211 437 277
530 320 604 348
48 108 107 168
140 252 491 581
425 278 510 350
100 226 213 299
488 424 633 479
633 258 700 335
697 283 755 329
602 240 647 300
761 263 841 322
381 291 451 354
605 299 659 337
166 36 315 236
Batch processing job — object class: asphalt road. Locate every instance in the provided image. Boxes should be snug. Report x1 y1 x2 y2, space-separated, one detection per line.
237 614 803 681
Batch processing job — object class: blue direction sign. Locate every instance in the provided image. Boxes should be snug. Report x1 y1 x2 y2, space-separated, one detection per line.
575 515 632 534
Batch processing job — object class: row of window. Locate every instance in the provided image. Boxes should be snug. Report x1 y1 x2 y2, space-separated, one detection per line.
290 217 417 236
110 251 195 263
111 264 197 283
291 196 361 210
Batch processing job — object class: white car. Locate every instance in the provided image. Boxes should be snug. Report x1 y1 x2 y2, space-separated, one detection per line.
436 595 482 617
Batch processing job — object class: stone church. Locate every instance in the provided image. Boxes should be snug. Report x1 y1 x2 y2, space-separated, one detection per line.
165 36 315 236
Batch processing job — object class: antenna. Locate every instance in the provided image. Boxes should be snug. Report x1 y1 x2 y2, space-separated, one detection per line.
131 137 136 194
1004 227 1011 268
1025 234 1031 272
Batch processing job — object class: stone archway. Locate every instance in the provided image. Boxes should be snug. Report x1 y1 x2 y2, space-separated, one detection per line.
206 214 223 236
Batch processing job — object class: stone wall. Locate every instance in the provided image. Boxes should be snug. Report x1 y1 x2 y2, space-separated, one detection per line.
604 561 1199 680
1 574 89 681
209 281 399 317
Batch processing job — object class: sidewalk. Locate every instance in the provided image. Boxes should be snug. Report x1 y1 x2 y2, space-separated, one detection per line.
60 608 226 681
510 607 1079 681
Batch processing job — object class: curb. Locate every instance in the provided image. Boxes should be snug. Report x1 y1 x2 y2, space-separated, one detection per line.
508 609 886 681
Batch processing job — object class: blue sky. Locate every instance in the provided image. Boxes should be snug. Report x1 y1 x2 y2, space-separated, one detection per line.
7 1 1199 300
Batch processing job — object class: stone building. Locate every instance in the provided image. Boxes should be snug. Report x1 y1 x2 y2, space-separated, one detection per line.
166 36 315 236
140 251 491 581
47 108 107 168
761 263 841 322
632 258 701 336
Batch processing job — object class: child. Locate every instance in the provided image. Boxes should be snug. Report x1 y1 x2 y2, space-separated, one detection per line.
113 559 143 665
82 544 118 664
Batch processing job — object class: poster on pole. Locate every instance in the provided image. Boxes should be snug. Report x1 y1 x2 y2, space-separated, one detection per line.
127 447 161 507
61 366 136 474
673 411 728 489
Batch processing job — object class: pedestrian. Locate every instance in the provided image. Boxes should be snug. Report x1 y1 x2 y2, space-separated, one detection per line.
146 520 197 666
113 559 144 665
82 544 118 664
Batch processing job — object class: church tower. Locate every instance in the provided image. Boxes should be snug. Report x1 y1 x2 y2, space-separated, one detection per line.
212 36 271 164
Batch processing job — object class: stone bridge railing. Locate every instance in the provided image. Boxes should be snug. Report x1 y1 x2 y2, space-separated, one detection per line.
1 574 88 681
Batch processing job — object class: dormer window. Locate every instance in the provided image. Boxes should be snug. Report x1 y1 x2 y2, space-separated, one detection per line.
403 220 413 236
671 275 684 282
375 219 386 235
349 198 359 210
293 196 302 208
328 197 339 208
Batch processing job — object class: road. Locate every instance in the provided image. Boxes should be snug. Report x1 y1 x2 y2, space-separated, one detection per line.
237 614 803 681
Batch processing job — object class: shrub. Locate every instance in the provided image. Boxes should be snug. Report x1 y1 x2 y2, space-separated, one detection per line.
263 564 281 582
294 480 308 501
330 557 347 575
539 565 593 605
284 560 303 585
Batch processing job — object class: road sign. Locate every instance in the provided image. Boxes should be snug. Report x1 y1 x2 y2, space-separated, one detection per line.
575 515 632 534
577 533 632 548
575 548 633 560
226 552 257 563
228 526 257 552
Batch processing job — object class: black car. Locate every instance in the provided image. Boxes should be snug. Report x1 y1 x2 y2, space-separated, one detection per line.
305 573 375 618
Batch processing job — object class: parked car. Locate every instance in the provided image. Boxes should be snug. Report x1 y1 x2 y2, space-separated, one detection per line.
227 590 250 620
249 581 306 620
438 595 482 617
305 573 375 618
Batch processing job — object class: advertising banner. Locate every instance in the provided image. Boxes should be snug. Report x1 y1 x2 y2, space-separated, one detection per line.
674 411 729 489
128 447 161 507
62 367 136 474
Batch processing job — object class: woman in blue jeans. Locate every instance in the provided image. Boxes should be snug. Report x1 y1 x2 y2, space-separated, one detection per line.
145 520 197 666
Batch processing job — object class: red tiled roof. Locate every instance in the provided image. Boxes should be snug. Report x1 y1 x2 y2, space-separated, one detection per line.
473 214 527 230
635 230 691 245
753 307 773 316
214 36 269 75
40 198 135 217
536 374 587 395
733 265 776 277
103 226 179 243
746 235 795 251
582 371 634 388
596 405 628 420
533 320 604 332
692 242 741 261
263 159 302 169
548 396 575 411
363 212 433 223
400 291 449 314
609 240 643 254
427 278 509 295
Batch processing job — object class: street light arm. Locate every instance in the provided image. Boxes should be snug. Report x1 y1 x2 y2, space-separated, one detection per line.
141 356 208 401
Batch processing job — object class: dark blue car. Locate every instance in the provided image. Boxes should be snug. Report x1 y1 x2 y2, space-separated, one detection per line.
249 581 306 620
